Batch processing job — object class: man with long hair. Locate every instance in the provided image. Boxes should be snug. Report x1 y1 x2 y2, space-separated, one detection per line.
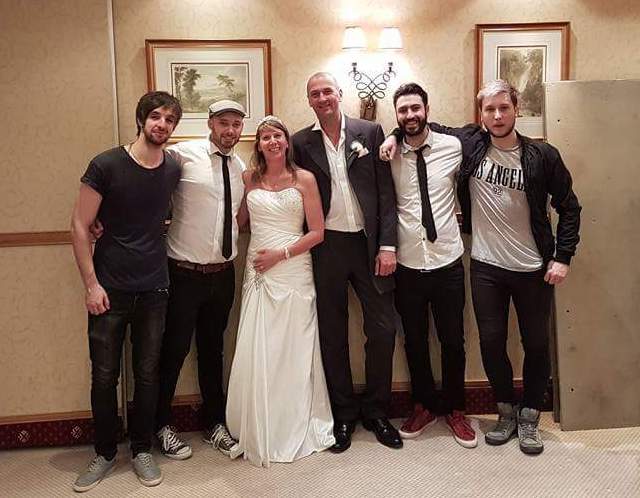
71 91 181 491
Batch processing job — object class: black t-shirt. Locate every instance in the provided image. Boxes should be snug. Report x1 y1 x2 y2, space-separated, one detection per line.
81 146 180 292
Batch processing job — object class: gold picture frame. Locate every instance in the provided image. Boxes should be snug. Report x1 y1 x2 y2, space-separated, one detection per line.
145 39 272 142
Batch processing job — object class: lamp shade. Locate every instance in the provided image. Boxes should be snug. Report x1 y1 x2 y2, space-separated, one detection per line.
342 26 366 49
379 27 402 49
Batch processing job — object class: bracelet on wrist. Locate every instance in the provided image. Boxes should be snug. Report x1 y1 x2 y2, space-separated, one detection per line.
284 246 291 260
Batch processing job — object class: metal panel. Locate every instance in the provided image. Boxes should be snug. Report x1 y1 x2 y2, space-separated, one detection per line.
545 79 640 430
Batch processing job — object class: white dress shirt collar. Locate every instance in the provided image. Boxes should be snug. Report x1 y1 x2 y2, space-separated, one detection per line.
400 127 434 154
312 112 345 135
206 137 237 158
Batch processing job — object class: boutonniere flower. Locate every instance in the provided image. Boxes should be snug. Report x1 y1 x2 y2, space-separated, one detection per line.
349 140 369 159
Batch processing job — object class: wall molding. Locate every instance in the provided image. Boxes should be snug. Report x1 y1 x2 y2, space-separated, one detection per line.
0 410 92 424
0 231 71 248
0 381 549 450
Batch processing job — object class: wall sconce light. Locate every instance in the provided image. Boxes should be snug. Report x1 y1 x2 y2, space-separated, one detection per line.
343 26 403 120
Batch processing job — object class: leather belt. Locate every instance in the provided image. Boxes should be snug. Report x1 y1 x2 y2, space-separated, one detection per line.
169 258 232 274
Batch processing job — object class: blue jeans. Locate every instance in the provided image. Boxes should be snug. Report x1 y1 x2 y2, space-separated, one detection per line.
88 287 168 458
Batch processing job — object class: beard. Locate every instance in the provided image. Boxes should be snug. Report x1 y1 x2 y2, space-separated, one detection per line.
399 116 427 137
143 128 169 146
210 131 239 152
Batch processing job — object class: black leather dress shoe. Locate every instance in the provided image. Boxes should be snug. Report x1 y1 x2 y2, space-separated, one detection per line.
362 417 403 449
330 420 356 453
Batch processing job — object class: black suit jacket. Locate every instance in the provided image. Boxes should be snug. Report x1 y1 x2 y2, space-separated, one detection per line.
292 115 397 293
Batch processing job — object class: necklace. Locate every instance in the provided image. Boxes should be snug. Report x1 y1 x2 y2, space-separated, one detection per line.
127 143 142 164
127 143 162 169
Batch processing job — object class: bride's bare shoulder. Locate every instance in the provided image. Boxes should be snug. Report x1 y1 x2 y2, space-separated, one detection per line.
295 169 317 188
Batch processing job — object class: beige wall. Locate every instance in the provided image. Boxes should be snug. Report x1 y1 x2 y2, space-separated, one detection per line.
1 0 639 417
0 0 115 416
0 0 116 232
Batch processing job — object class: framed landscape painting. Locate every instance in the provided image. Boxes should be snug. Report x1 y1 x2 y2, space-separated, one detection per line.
476 23 570 139
145 39 272 141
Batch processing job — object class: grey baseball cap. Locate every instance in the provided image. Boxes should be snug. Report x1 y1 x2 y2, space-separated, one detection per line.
208 99 246 118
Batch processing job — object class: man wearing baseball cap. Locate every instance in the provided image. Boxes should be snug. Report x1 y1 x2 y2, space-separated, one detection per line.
154 99 247 460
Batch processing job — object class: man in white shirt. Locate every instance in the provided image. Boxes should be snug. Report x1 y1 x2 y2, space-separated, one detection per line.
389 83 477 449
154 100 246 460
292 72 400 452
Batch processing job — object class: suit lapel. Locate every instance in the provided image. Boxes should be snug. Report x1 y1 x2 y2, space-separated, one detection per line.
344 116 362 169
304 130 331 177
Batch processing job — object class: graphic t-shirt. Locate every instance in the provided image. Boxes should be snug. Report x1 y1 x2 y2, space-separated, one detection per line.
469 144 543 271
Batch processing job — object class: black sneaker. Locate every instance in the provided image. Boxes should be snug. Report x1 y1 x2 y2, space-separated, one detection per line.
157 425 192 460
203 423 242 459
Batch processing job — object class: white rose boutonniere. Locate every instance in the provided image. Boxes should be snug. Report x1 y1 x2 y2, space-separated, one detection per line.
350 140 370 159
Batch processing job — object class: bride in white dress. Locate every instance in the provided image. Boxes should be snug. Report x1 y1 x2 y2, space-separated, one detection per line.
226 116 335 467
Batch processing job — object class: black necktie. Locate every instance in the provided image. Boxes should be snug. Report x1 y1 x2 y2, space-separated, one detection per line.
215 152 232 259
415 145 437 242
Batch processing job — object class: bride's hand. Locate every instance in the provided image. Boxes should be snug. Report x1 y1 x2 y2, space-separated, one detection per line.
253 248 284 273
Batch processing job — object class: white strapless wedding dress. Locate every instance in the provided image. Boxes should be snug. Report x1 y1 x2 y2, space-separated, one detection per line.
226 187 335 467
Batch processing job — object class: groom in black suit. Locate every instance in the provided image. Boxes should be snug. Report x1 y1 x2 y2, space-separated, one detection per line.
292 72 401 451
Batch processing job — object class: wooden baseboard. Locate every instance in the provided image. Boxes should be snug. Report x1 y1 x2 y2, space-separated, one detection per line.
0 410 93 425
0 380 546 450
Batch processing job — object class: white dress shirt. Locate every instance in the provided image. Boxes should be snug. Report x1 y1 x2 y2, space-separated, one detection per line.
390 128 464 270
313 114 365 232
165 139 245 264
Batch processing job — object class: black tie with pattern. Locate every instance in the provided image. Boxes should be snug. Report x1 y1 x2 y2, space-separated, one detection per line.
215 152 233 259
415 145 437 242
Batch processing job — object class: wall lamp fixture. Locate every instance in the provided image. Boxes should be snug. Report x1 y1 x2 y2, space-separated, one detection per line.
342 26 403 120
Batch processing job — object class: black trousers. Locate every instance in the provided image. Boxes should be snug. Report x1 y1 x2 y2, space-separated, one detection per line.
155 260 235 431
470 259 553 410
313 230 396 421
88 287 168 459
395 259 466 413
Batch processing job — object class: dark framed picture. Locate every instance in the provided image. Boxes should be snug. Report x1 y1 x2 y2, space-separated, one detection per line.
476 23 570 138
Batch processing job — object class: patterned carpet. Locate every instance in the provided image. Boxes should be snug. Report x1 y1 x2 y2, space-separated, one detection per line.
0 414 638 497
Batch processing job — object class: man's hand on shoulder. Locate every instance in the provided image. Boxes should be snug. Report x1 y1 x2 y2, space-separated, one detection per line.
544 260 569 285
379 135 398 162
